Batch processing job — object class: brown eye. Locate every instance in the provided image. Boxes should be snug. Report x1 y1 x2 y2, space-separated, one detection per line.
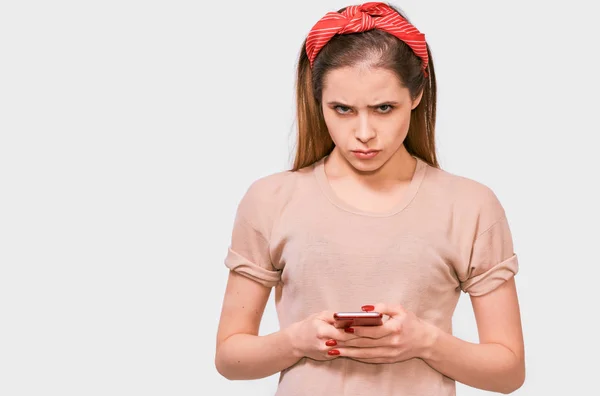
377 104 393 113
334 105 352 115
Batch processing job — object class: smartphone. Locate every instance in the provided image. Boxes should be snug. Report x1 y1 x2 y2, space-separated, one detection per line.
333 311 383 327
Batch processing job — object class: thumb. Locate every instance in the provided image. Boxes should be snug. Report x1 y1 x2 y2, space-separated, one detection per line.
317 310 336 324
362 302 405 317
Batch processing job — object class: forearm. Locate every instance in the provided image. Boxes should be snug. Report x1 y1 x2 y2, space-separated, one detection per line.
421 324 525 394
215 326 300 380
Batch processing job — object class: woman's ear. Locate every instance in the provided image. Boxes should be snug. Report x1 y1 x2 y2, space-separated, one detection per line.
411 89 424 110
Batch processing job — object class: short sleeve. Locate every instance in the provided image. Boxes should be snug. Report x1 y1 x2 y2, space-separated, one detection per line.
459 190 519 296
224 181 282 288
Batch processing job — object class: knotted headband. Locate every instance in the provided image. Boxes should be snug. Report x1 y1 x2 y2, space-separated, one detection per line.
305 2 429 76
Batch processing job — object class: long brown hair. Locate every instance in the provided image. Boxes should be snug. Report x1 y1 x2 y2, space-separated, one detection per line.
291 4 438 171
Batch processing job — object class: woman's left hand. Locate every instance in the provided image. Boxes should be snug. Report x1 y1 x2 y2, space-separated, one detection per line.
334 303 435 364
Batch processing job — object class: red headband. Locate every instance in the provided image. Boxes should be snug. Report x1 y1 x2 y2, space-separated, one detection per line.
305 2 429 76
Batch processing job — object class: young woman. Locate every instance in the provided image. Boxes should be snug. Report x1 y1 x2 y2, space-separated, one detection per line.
215 2 525 395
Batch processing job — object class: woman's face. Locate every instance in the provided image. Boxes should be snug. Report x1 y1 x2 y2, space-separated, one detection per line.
321 66 422 173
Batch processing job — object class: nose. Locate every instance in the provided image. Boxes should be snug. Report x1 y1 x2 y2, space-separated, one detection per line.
354 114 376 143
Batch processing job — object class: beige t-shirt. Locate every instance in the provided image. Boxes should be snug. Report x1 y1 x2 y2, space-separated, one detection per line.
224 155 519 396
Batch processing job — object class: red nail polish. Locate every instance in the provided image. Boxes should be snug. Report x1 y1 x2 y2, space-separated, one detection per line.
328 349 340 356
361 305 375 312
344 327 354 333
325 339 337 347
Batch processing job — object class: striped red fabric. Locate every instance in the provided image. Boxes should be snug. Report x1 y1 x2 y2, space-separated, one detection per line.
305 2 429 76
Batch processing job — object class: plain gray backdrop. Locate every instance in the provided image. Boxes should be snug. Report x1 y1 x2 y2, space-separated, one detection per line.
1 0 599 394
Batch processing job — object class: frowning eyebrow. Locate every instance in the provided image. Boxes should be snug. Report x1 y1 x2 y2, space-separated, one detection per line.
326 101 400 108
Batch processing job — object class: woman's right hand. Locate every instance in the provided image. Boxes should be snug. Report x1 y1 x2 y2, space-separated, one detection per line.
287 311 353 361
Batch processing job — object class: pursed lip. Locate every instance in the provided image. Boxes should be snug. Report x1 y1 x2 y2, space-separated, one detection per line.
352 149 380 153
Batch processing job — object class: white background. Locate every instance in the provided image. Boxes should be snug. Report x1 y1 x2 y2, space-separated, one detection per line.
1 0 599 395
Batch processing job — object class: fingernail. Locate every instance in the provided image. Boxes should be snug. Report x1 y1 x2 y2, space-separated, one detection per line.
328 349 340 356
361 305 375 312
344 327 354 333
325 339 337 347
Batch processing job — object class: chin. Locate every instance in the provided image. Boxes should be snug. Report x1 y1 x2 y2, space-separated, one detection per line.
346 155 385 173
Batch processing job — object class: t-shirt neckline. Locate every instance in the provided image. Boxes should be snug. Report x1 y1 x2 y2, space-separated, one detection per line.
313 155 428 217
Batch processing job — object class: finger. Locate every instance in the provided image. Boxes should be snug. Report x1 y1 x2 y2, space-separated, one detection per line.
346 316 405 339
361 302 386 312
323 345 341 360
317 322 361 342
335 346 395 359
306 352 339 362
317 310 336 324
370 302 405 317
339 335 392 348
349 356 400 364
346 324 391 339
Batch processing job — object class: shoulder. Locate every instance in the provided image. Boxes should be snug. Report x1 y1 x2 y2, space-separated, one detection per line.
423 164 507 232
425 164 501 203
234 167 310 236
240 168 301 209
240 159 319 206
